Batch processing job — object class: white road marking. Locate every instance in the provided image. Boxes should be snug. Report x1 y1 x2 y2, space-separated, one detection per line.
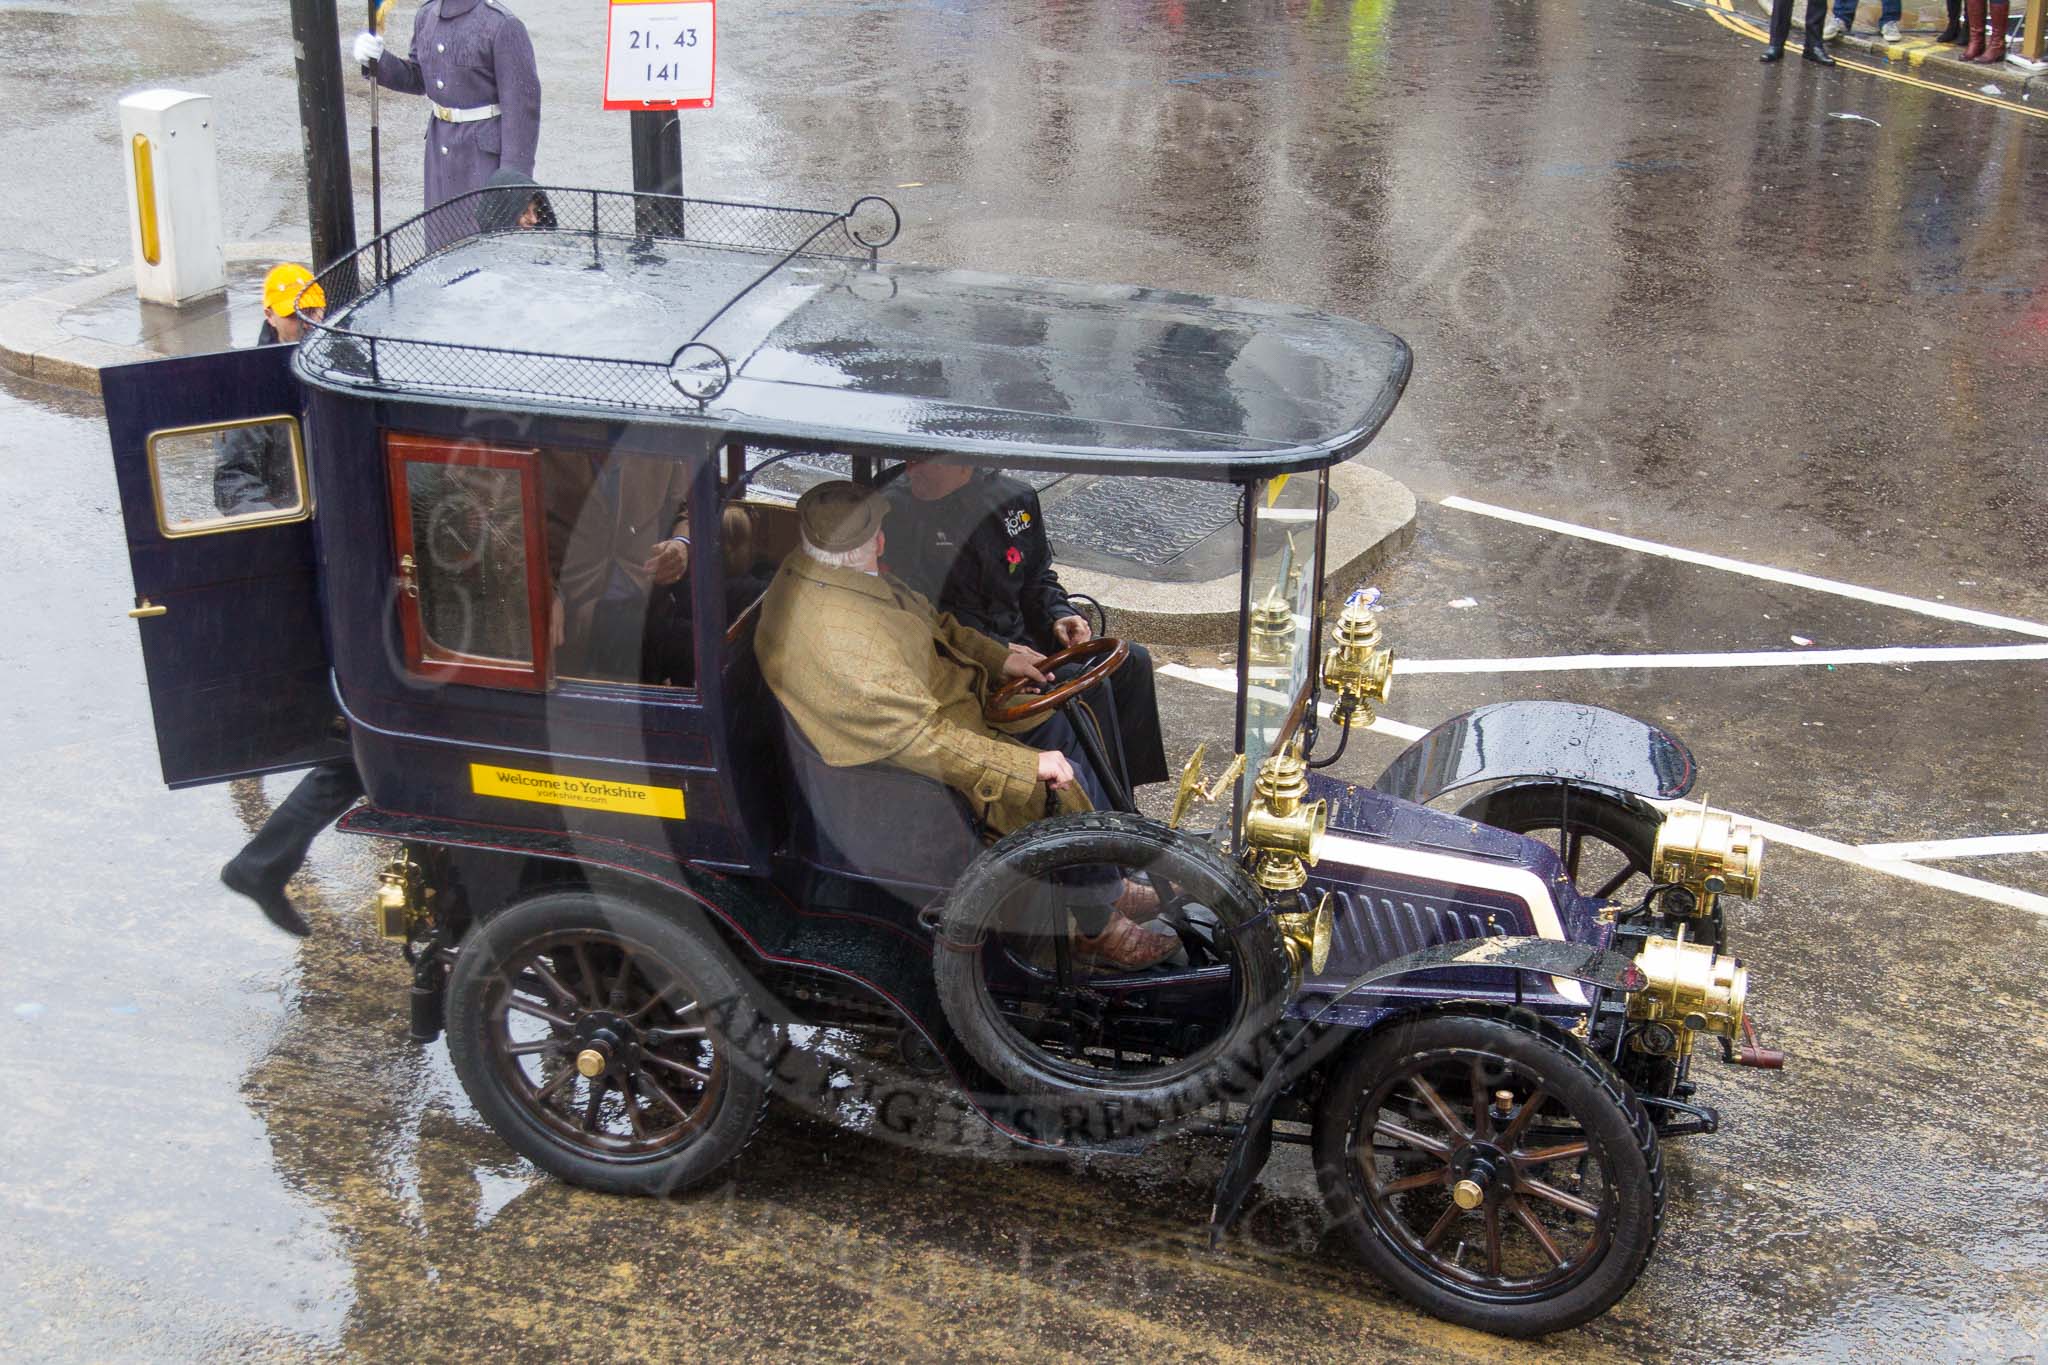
1854 832 2048 862
1156 663 1429 740
1153 664 2048 919
1441 496 2048 641
1394 643 2048 675
1671 807 2048 920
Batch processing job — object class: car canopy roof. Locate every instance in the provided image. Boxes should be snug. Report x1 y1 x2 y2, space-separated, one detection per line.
296 190 1411 480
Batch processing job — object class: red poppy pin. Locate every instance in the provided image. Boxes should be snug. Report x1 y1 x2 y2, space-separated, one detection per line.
1004 546 1023 573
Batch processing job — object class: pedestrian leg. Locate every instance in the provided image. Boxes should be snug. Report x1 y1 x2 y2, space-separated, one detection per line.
222 761 366 935
1763 0 1796 56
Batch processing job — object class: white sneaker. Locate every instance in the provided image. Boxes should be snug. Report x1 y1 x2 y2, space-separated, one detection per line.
1822 14 1847 39
1879 19 1904 40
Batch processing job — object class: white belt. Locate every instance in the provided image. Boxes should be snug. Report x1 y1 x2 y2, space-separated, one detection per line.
431 101 501 123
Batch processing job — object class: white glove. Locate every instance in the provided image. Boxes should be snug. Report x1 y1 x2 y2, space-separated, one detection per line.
352 31 385 65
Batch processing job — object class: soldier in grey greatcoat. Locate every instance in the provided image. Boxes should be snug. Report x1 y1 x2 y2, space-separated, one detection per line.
354 0 542 245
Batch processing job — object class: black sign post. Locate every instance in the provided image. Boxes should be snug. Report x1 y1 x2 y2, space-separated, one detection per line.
288 0 359 278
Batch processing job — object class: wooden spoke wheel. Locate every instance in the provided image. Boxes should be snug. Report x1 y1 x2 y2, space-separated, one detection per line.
446 891 770 1196
1314 1011 1662 1338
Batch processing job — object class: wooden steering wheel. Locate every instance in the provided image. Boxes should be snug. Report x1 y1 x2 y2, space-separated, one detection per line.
983 637 1130 726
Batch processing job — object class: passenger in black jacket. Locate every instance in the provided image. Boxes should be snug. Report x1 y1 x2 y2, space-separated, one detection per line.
880 460 1169 793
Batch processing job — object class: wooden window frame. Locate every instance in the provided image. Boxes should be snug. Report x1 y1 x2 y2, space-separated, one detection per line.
386 432 553 691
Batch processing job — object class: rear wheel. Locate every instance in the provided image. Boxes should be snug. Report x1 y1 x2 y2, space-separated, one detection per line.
446 890 771 1196
1313 1010 1663 1338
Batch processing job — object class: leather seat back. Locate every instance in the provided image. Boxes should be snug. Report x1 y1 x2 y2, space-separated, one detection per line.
774 709 983 891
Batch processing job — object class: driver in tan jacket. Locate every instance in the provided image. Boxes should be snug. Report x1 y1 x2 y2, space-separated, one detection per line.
757 481 1176 970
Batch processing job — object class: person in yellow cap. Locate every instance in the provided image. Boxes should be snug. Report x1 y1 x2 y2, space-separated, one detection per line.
258 263 327 346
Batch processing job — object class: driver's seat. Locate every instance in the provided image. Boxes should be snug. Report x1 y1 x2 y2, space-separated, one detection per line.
773 709 984 893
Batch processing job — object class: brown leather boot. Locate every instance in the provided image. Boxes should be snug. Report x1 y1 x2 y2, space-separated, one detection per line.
1073 910 1180 971
1963 0 1987 57
1973 0 2008 59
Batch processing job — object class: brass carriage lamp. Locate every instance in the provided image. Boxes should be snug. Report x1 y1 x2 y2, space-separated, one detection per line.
1248 586 1296 667
1242 741 1327 893
1321 587 1393 724
1240 741 1334 974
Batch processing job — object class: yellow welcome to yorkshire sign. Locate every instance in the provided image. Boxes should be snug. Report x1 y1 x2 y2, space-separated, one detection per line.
470 763 686 820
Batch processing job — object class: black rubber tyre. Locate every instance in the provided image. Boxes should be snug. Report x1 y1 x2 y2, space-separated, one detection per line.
933 811 1292 1141
1312 1008 1664 1338
1458 782 1662 905
446 889 772 1197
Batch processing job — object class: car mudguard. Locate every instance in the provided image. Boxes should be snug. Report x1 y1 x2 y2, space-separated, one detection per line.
1370 700 1696 806
1208 935 1646 1240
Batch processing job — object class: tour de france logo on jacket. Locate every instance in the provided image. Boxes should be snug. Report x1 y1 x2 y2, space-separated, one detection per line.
1003 507 1031 571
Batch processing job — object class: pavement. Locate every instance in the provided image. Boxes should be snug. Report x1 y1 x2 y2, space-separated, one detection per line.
4 0 2048 1359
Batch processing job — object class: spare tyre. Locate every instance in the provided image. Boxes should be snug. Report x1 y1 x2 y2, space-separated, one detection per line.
932 811 1293 1144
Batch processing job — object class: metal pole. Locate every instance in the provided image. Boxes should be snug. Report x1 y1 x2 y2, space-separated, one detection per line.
288 0 359 280
630 109 684 240
365 0 393 281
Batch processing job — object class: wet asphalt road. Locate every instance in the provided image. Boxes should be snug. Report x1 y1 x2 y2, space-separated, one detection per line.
3 0 2047 1359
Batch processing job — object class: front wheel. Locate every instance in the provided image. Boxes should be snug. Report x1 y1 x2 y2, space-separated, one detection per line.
1312 1009 1664 1337
445 889 772 1197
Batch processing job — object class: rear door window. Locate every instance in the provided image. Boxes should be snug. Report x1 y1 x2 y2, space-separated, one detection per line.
148 415 310 535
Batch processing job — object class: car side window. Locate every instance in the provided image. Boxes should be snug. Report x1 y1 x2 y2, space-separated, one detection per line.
386 433 552 691
147 416 310 536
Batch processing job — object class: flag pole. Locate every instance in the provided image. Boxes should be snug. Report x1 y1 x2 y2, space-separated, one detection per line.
364 0 393 280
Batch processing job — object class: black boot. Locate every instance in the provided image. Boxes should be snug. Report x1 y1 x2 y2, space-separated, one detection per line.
1937 0 1963 41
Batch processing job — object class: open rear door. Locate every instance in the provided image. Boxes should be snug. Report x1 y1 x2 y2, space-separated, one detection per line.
103 345 350 788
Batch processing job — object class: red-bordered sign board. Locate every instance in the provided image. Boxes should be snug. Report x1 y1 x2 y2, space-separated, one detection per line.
603 0 716 110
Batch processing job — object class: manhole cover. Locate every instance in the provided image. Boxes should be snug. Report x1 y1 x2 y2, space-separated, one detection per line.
1048 476 1242 576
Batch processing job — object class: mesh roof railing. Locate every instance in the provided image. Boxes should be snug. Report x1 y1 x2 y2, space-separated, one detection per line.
296 187 901 416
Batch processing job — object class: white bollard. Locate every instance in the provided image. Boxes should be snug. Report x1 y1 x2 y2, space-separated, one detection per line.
118 89 226 306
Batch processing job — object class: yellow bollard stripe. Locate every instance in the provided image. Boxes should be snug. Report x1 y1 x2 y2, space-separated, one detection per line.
1704 0 2048 121
131 134 160 266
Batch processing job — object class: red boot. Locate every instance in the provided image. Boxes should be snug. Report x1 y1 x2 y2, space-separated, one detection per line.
1973 0 2008 59
1962 0 1987 56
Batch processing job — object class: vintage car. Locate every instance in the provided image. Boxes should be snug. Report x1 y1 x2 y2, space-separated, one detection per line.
102 187 1779 1338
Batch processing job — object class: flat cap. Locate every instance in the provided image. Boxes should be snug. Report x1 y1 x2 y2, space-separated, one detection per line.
797 480 886 553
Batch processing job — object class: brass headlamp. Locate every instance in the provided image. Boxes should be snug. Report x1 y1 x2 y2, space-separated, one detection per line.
1242 742 1327 893
1321 590 1393 722
1628 934 1749 1058
1653 804 1764 915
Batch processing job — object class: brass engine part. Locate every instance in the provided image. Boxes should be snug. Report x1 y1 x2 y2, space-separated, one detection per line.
1628 934 1749 1057
1243 743 1327 893
1653 804 1765 912
1274 891 1334 975
373 849 433 942
1320 591 1393 721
